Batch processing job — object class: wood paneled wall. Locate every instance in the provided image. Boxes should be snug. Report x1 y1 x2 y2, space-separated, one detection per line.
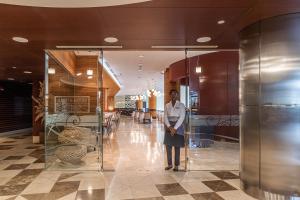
48 51 76 75
74 56 100 114
0 81 32 133
164 68 180 105
168 51 239 140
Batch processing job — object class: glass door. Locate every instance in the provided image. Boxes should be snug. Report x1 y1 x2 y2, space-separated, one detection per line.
44 50 103 171
185 50 240 171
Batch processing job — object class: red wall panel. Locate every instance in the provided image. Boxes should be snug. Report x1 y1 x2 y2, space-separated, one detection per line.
168 51 239 140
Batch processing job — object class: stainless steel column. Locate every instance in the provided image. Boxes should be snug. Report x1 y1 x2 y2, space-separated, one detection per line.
240 13 300 199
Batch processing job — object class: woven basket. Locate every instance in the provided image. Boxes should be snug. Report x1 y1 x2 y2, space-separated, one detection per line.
55 145 87 164
58 126 84 144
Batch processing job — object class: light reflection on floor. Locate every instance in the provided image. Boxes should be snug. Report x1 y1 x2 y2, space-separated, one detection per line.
102 117 253 200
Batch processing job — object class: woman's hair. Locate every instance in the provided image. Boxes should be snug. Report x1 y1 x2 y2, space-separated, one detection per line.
169 89 178 95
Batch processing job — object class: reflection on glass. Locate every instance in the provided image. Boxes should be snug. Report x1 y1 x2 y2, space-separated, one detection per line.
44 50 103 171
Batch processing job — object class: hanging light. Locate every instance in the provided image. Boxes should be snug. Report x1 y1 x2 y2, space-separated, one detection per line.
195 55 202 74
196 66 202 73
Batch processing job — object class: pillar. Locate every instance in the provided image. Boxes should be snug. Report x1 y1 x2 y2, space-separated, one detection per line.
149 92 157 118
136 99 143 110
240 13 300 199
164 68 178 104
107 96 115 111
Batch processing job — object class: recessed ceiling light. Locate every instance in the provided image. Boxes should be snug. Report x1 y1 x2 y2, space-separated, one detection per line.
76 72 82 76
217 20 226 24
24 71 32 74
12 36 29 43
12 67 17 69
139 55 144 58
88 76 93 79
7 78 15 81
196 37 212 43
104 37 118 43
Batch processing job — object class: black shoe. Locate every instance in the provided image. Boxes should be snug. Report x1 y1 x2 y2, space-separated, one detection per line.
173 166 179 172
165 166 173 170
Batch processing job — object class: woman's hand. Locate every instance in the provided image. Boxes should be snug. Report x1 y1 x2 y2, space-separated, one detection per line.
170 127 176 136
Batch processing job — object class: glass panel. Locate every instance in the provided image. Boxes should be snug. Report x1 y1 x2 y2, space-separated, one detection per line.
186 50 240 171
44 50 103 170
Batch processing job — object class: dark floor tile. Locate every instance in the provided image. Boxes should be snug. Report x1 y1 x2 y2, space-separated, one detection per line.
22 193 47 200
58 172 81 181
191 192 225 200
2 141 16 143
76 189 105 200
33 157 45 163
6 169 43 186
29 149 44 159
0 184 28 196
210 171 239 180
50 181 80 199
202 180 237 192
156 183 188 196
19 169 43 176
9 136 28 139
4 164 30 170
4 156 25 160
0 145 13 150
25 146 41 149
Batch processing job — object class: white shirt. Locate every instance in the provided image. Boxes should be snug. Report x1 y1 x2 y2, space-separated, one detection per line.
164 100 186 130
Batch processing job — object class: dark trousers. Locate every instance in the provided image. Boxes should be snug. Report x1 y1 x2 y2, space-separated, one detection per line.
166 145 180 167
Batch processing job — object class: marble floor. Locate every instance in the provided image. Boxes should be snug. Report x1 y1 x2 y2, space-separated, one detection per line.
0 117 257 200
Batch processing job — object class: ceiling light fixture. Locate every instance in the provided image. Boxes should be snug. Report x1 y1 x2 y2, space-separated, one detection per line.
196 66 202 73
88 76 93 79
56 45 123 49
76 72 82 76
196 37 212 43
151 45 218 49
7 78 14 81
24 71 32 74
12 36 28 43
48 68 56 74
139 55 144 58
104 37 118 43
160 70 165 74
217 20 226 24
86 69 93 76
12 67 17 69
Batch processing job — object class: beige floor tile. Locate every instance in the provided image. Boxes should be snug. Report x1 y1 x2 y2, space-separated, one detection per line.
163 194 195 200
217 190 257 200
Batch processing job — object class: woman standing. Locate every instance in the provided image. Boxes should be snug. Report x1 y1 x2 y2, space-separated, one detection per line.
164 89 186 171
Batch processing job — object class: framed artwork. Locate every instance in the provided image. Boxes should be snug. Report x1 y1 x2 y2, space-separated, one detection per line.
54 96 90 113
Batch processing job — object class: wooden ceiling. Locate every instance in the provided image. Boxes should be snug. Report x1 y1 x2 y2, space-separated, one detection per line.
0 0 300 81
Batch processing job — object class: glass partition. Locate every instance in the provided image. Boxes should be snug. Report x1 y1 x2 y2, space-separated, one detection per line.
44 50 103 171
186 50 240 171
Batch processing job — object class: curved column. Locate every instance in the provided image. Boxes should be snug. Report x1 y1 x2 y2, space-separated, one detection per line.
240 13 300 199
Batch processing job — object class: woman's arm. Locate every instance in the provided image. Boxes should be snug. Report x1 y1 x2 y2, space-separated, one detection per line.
174 104 186 130
164 105 171 128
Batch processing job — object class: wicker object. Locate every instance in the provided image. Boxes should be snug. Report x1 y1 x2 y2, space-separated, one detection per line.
55 145 87 164
58 126 91 144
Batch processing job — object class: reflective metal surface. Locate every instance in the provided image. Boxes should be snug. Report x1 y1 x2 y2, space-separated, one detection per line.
240 13 300 199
